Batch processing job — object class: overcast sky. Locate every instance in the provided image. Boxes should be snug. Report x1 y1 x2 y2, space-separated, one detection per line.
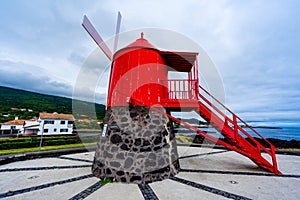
0 0 300 125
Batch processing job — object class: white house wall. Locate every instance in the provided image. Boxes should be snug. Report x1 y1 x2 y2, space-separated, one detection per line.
38 119 74 135
0 124 23 130
0 124 23 134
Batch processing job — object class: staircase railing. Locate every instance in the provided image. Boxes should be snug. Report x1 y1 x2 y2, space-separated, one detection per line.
198 85 280 174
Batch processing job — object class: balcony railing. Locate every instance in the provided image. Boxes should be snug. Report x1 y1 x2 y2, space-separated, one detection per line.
161 79 198 100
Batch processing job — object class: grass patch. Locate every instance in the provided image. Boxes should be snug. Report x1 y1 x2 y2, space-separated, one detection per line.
0 142 96 155
101 177 113 186
279 148 300 150
176 135 193 144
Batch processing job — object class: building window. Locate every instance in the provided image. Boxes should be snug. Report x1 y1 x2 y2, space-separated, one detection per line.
60 121 65 124
44 129 48 133
54 128 57 132
60 129 68 133
67 121 74 124
10 126 16 130
44 120 54 124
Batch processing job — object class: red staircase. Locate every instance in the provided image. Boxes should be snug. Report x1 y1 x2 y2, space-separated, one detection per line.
155 80 282 174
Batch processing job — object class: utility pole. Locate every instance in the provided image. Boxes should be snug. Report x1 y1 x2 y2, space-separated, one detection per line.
39 121 45 151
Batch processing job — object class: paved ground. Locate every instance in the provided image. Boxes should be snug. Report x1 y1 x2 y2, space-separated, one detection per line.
0 146 299 200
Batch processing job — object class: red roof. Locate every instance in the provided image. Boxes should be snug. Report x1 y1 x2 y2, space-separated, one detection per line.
39 113 74 120
114 33 198 72
3 120 25 125
125 32 157 49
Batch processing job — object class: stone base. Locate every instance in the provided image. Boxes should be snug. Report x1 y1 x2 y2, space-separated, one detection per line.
92 104 180 184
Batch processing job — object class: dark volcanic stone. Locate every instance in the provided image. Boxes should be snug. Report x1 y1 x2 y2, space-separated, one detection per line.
144 130 152 137
149 125 156 129
106 168 112 175
121 177 127 182
92 105 180 184
124 157 133 169
130 176 142 182
130 111 139 118
104 151 113 158
162 130 168 136
120 144 130 151
152 120 160 125
116 153 125 159
154 146 162 151
158 158 165 166
133 147 138 152
154 136 162 145
134 138 142 146
145 160 156 167
110 134 122 144
121 117 128 122
149 153 156 160
140 147 152 152
111 146 119 152
142 140 150 147
116 171 125 176
93 167 99 175
110 161 121 168
97 160 105 167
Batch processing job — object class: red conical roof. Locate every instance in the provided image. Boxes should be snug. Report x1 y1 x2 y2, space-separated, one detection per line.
125 32 156 49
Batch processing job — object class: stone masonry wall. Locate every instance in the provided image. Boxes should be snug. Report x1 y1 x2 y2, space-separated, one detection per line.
92 104 180 184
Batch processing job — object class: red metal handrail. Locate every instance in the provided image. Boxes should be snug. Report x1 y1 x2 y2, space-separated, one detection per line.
198 90 273 155
198 85 275 148
164 80 276 147
197 85 279 173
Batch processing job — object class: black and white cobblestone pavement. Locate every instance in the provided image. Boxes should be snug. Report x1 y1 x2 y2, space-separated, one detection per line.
0 146 299 199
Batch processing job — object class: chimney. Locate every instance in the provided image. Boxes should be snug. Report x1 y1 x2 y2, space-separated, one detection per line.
15 116 19 120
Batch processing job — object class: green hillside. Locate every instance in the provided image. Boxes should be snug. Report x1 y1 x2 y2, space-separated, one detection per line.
0 86 105 123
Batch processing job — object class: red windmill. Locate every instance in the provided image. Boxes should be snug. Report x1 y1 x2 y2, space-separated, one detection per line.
82 12 281 184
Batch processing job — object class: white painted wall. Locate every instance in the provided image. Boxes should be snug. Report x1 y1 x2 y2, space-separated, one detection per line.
37 118 74 135
0 124 23 134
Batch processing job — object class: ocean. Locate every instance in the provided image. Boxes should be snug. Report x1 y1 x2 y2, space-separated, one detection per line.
176 126 300 141
247 126 300 140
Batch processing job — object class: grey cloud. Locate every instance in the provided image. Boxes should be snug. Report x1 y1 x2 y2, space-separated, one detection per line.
0 59 72 97
68 52 86 67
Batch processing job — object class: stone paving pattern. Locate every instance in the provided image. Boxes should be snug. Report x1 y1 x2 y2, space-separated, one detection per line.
0 146 299 199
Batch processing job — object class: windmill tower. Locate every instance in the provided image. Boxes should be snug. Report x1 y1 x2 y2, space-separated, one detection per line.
82 13 281 184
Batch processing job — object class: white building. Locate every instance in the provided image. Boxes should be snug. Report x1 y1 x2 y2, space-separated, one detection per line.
0 117 25 134
22 120 40 135
37 113 75 135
